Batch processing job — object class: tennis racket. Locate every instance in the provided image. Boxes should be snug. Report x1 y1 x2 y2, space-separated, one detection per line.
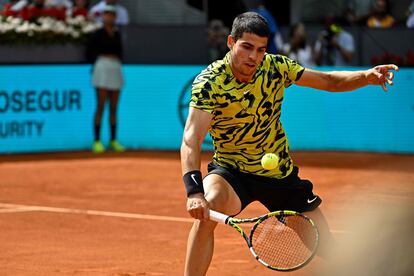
209 209 319 271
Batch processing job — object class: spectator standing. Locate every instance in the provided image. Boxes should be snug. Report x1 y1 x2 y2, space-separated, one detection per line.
282 22 316 67
367 0 395 28
86 4 125 153
314 17 355 66
89 0 128 26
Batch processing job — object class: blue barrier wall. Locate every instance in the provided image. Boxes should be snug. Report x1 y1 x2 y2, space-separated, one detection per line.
0 65 413 154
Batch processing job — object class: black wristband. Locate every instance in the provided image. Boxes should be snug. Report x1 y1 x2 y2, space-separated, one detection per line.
183 170 204 197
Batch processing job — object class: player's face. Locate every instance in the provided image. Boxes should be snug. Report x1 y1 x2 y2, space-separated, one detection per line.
227 32 268 82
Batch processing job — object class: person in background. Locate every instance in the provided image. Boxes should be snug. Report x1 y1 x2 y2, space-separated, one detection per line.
340 0 372 26
281 22 316 67
314 17 355 66
406 1 414 28
86 4 125 153
249 0 282 54
207 19 229 62
367 0 395 28
89 0 128 26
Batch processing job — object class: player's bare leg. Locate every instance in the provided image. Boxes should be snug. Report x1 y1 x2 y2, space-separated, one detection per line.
305 207 336 258
184 174 242 276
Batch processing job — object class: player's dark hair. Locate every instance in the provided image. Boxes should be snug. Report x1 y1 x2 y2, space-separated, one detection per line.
230 12 270 42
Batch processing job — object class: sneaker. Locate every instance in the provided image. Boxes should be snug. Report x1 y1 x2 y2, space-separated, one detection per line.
110 140 125 152
92 141 105 154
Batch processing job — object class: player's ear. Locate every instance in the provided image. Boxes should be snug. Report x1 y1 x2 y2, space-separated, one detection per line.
227 35 234 50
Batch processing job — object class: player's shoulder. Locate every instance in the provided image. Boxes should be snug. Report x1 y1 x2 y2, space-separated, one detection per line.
193 58 228 90
263 53 297 66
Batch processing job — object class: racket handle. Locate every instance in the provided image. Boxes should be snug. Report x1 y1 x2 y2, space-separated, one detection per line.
209 210 229 224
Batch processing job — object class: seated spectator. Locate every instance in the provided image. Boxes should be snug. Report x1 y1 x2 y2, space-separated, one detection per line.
314 17 355 66
281 23 316 67
367 0 395 28
207 19 229 62
340 0 372 26
89 0 129 26
71 0 88 18
407 1 414 28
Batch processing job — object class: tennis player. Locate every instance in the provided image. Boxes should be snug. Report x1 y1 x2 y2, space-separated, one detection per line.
181 12 398 275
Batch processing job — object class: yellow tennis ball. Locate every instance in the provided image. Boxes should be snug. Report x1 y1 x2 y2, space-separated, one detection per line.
261 153 279 170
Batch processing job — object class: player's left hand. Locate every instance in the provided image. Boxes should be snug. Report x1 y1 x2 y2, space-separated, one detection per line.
366 64 399 92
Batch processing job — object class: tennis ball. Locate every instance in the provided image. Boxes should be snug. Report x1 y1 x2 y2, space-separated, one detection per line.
261 153 279 170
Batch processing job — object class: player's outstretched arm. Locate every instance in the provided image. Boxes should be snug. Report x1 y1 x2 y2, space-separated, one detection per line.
296 64 399 92
180 107 212 220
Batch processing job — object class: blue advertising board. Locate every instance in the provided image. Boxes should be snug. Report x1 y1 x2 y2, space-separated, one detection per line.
0 65 413 154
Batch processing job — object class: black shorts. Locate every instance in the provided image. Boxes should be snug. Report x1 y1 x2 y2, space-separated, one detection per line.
207 162 322 213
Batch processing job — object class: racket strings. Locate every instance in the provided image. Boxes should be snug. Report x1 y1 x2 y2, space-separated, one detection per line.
251 215 318 269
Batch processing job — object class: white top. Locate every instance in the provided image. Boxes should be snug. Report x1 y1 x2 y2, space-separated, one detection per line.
10 0 28 11
89 1 130 26
407 14 414 28
314 30 355 66
282 44 316 67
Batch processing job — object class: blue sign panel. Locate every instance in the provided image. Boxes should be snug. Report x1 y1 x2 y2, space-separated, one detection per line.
0 65 413 154
282 67 414 153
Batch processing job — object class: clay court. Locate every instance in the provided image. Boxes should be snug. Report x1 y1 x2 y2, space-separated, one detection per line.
1 150 413 275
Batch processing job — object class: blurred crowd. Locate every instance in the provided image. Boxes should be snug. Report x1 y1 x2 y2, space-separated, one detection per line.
203 0 414 66
1 0 413 66
1 0 128 25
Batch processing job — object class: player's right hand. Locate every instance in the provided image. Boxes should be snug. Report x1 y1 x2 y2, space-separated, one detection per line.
187 193 209 220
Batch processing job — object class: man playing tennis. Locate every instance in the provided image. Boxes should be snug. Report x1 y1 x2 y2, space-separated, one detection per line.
181 12 397 276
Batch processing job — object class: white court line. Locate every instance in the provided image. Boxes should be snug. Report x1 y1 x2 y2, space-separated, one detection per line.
0 202 350 234
0 208 34 214
0 202 193 223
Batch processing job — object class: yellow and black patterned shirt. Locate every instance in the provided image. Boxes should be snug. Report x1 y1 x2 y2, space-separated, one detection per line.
190 52 304 178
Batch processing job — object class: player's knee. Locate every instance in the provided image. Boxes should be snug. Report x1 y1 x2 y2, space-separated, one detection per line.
204 175 239 213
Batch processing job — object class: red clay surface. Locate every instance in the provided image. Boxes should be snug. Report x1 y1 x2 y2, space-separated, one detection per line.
0 151 413 275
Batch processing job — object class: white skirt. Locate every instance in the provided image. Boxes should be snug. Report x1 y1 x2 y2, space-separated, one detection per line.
92 56 124 90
